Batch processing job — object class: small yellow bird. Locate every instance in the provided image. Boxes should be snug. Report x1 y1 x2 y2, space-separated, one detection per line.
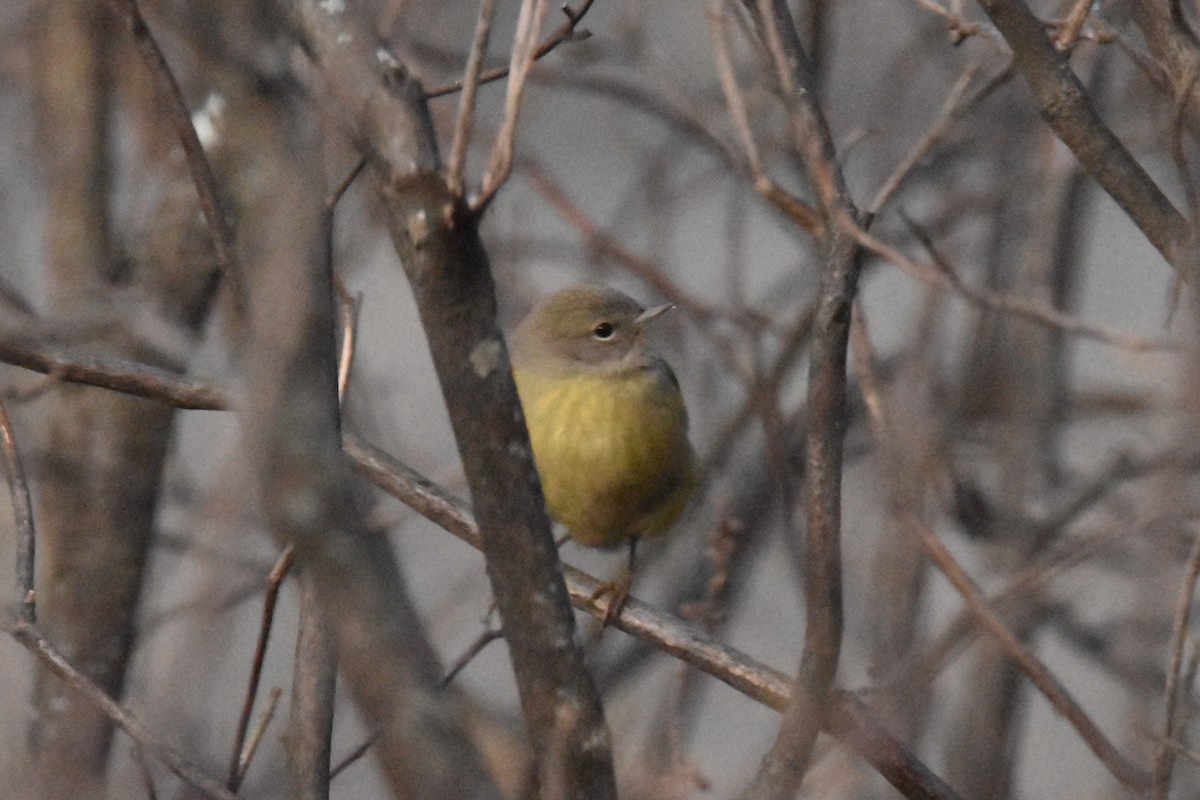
511 286 697 609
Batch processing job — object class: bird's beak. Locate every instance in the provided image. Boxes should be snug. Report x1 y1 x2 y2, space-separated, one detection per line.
636 303 675 326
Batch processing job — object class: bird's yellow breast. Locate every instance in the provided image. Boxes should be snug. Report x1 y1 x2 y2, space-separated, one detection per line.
514 364 695 548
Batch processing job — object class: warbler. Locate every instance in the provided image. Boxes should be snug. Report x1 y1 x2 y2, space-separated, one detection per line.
511 286 697 574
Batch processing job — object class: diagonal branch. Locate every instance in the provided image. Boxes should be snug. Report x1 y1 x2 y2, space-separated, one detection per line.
975 0 1194 280
109 0 243 312
4 618 237 800
851 309 1154 792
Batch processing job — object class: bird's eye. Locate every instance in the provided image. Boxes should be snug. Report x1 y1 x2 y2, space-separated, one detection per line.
592 322 615 340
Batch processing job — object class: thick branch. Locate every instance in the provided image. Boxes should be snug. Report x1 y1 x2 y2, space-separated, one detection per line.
233 64 498 798
287 4 616 796
976 0 1194 278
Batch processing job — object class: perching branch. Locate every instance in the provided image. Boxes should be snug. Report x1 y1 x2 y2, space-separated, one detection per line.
344 434 964 800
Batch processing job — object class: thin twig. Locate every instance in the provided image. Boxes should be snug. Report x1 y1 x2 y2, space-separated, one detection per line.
426 0 596 99
912 0 990 43
850 310 1153 791
330 732 380 780
1149 728 1200 768
702 302 817 478
523 163 718 321
235 686 283 789
1153 528 1200 798
227 545 296 790
333 275 361 405
707 3 822 236
1055 0 1095 50
853 214 1176 352
531 68 748 181
0 325 227 410
447 0 497 197
441 626 504 687
869 63 1012 214
325 158 366 210
0 397 35 623
474 0 551 212
887 527 1126 690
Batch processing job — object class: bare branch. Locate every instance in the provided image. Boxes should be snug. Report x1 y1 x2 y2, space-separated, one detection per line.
4 619 238 800
426 0 597 99
227 545 294 791
333 274 361 405
279 5 616 795
524 163 720 321
851 309 1154 791
0 322 227 410
441 626 504 687
708 3 822 236
287 574 337 800
109 0 244 313
0 398 36 624
343 434 964 800
852 216 1177 352
331 732 379 781
475 0 551 211
729 2 862 796
869 63 1013 215
1153 528 1200 799
447 0 497 197
1054 0 1094 50
975 0 1194 278
235 686 282 788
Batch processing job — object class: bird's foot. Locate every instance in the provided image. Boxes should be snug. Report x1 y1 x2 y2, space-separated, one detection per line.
587 573 632 629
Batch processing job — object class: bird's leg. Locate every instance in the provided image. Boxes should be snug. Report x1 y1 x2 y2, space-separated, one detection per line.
587 537 637 628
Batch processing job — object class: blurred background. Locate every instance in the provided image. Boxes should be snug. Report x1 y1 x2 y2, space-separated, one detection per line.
0 0 1197 798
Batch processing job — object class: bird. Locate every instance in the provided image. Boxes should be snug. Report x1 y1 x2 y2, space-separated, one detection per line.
510 285 697 621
